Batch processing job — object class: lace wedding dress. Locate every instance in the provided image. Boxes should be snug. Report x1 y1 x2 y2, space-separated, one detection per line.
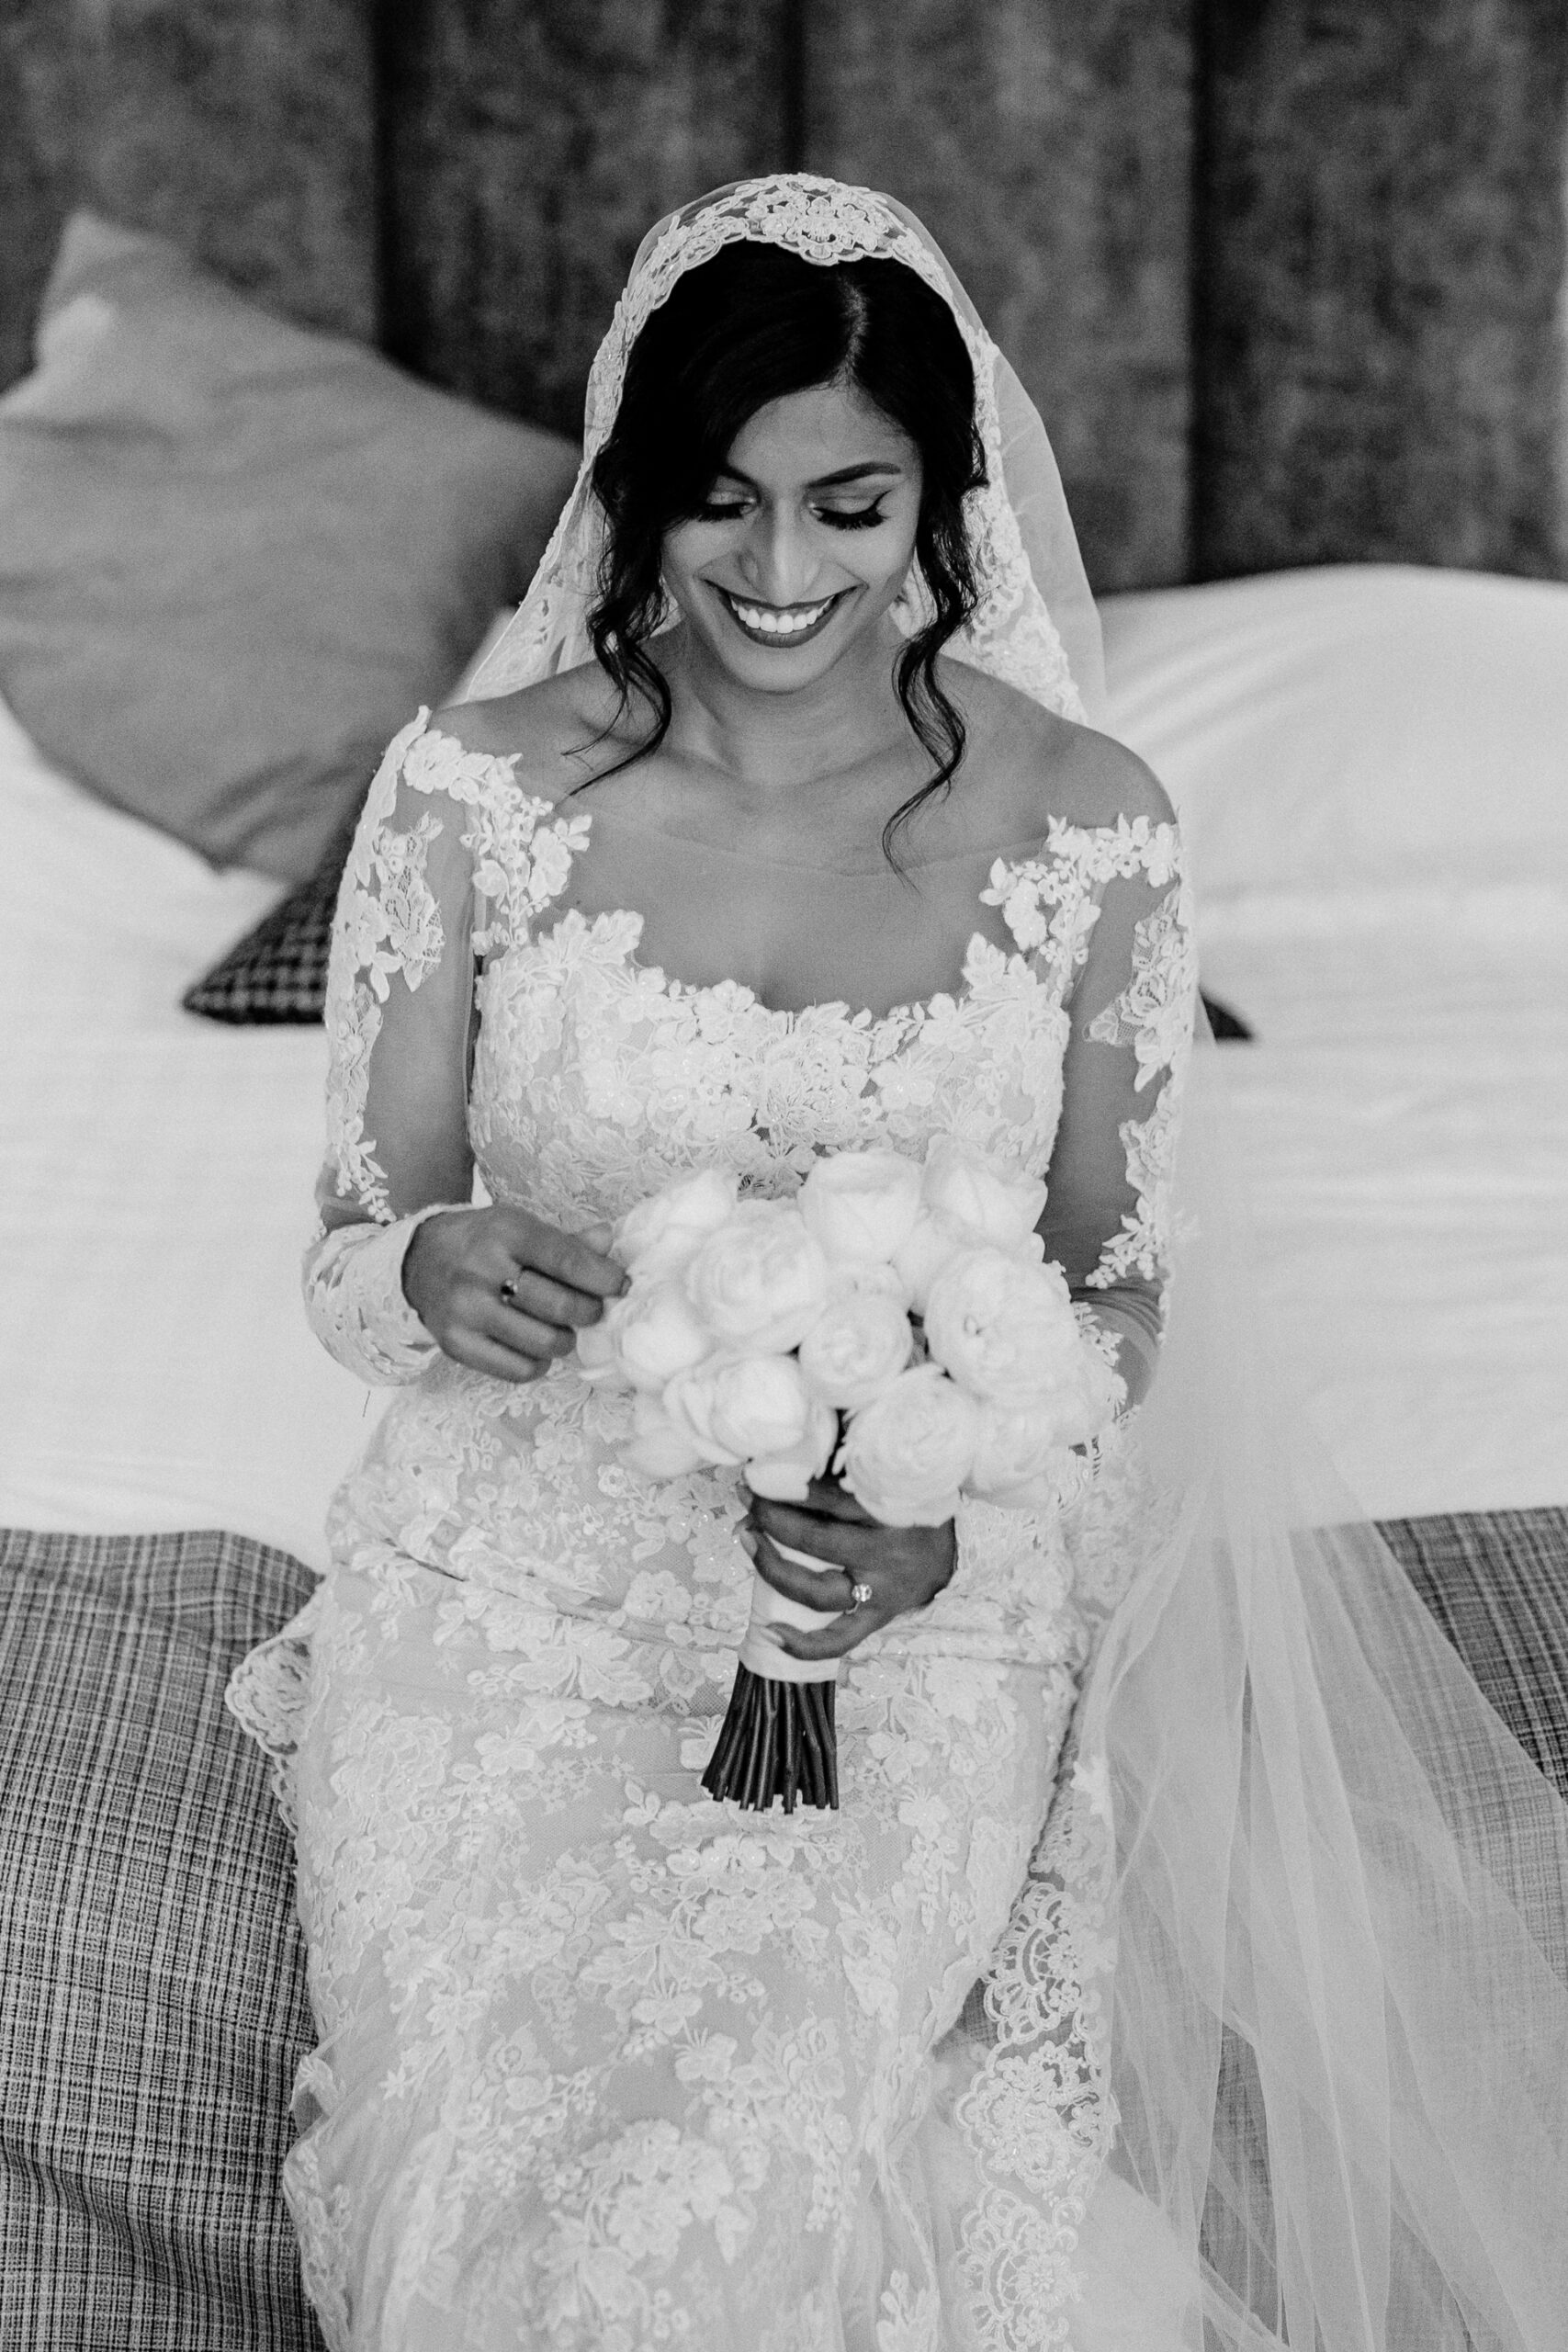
232 178 1568 2351
231 706 1194 2352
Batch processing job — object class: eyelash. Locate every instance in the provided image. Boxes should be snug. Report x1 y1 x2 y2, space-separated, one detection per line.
694 501 888 531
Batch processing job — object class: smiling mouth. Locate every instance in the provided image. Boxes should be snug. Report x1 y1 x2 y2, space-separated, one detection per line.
716 587 849 649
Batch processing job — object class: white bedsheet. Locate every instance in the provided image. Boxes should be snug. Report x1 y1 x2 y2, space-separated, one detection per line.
1200 886 1568 1515
1 691 1562 1561
0 699 383 1570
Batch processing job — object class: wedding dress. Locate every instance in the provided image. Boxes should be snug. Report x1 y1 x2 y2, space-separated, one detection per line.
231 178 1568 2352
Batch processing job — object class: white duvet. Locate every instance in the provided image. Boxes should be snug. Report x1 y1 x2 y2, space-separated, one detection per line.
0 698 378 1568
2 568 1563 1563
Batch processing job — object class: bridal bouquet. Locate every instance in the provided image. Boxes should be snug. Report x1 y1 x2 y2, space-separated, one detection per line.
577 1138 1124 1813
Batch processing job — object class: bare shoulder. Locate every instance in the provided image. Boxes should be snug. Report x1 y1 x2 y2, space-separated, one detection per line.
942 660 1175 842
431 664 626 806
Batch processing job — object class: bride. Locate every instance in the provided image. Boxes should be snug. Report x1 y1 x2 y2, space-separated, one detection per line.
232 178 1568 2351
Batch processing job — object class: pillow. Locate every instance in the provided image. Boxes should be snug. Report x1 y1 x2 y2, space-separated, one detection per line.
182 827 350 1024
0 212 579 883
1100 565 1568 901
0 1527 322 2349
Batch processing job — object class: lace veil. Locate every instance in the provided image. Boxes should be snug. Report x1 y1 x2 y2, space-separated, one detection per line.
463 175 1106 729
465 175 1568 2350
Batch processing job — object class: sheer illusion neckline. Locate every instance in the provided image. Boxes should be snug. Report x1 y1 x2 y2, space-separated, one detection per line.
564 794 1054 879
530 803 1031 1027
424 720 1071 1023
536 891 1003 1030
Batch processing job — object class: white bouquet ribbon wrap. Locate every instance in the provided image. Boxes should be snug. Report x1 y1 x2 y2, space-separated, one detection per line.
739 1542 847 1685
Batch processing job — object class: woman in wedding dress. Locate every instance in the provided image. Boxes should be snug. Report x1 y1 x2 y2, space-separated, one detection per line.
232 178 1568 2352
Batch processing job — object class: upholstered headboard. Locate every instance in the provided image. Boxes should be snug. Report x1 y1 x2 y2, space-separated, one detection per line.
5 0 1565 595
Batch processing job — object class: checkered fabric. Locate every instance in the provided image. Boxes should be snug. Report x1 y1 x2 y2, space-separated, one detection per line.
182 825 349 1025
0 1528 325 2351
0 1509 1562 2344
1381 1506 1568 1798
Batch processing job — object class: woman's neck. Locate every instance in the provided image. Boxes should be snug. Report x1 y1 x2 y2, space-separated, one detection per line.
657 618 915 798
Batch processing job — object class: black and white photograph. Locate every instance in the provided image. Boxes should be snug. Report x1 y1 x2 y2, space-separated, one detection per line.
2 5 1565 2346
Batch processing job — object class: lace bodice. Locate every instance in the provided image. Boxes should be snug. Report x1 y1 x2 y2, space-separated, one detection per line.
298 708 1195 1643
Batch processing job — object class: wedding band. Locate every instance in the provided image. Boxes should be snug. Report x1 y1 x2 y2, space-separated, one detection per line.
847 1580 874 1613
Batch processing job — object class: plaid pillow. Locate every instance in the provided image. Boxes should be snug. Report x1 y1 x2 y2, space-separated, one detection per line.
182 830 348 1025
0 1528 325 2351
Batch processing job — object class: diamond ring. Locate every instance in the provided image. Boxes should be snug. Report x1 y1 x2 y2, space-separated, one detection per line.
847 1580 874 1613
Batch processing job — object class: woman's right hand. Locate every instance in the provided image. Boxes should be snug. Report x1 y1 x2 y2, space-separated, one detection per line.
401 1206 627 1383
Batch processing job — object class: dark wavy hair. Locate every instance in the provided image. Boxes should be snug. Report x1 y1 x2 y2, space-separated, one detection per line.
585 241 987 865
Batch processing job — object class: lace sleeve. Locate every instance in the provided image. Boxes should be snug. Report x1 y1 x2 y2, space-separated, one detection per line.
303 708 571 1385
988 810 1198 1401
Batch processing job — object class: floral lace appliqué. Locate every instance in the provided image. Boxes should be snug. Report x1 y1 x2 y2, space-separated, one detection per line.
1085 876 1198 1292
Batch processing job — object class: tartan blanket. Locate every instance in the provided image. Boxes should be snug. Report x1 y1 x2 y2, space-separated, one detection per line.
2 1508 1564 2347
0 1530 324 2352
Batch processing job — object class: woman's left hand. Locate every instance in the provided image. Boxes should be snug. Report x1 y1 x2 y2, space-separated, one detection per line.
740 1478 956 1662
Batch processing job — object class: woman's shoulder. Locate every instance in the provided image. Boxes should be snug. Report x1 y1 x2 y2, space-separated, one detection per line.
942 660 1177 848
427 664 627 808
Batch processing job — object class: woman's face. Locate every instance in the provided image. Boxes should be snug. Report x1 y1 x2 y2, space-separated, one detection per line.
660 379 923 693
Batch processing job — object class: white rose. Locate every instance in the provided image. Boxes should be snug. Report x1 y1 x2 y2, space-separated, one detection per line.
602 1280 716 1393
620 1391 708 1478
614 1167 739 1282
797 1290 912 1411
798 1148 924 1266
920 1134 1047 1254
682 1202 830 1353
969 1399 1077 1504
923 1249 1081 1403
663 1351 817 1469
889 1210 971 1317
839 1365 979 1526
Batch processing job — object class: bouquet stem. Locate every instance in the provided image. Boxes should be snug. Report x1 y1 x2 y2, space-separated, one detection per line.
700 1667 839 1812
701 1540 846 1813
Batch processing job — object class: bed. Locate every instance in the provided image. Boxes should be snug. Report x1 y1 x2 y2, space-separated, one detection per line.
4 231 1567 2352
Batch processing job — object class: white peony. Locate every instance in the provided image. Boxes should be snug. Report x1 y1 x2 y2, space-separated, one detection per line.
682 1201 830 1353
663 1351 821 1470
1045 1344 1127 1450
839 1365 979 1526
969 1399 1077 1505
797 1289 912 1411
919 1134 1048 1255
831 1257 913 1307
923 1249 1082 1403
889 1210 972 1317
798 1148 925 1266
620 1390 708 1478
614 1166 739 1282
574 1314 627 1388
600 1280 716 1393
740 1399 839 1503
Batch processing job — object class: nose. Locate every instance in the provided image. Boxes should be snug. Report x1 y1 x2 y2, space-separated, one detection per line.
735 502 824 606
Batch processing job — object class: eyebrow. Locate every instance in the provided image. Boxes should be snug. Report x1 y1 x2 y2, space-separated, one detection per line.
713 460 904 489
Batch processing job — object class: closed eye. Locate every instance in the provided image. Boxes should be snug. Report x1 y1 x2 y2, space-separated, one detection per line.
816 503 888 530
691 499 891 529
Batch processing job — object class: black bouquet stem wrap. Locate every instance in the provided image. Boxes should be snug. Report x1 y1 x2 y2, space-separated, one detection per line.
701 1538 848 1813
